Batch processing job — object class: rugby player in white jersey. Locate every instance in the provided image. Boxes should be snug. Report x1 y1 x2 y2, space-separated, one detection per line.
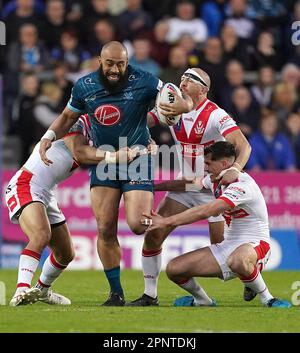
5 115 137 306
142 141 291 308
129 68 252 306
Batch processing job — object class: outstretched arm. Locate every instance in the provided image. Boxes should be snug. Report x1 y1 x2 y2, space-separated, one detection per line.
219 129 251 185
155 177 203 192
39 107 80 165
142 199 230 231
64 134 140 165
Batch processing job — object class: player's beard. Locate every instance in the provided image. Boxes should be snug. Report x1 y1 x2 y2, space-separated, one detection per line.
99 64 129 93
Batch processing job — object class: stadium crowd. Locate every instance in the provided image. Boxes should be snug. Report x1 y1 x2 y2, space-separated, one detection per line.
1 0 300 170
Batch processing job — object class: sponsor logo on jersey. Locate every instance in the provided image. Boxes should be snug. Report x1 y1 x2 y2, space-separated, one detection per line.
224 192 239 199
227 186 245 195
180 143 204 156
123 92 133 100
94 105 121 126
84 77 95 85
219 115 232 125
129 74 137 81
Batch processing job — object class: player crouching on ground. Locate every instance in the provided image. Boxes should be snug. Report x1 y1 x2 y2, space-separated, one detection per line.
142 141 292 308
5 115 138 307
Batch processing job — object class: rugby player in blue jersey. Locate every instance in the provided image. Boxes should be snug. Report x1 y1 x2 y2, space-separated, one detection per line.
39 41 193 306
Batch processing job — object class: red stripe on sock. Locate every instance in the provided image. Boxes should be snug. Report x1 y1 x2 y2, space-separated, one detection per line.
240 267 259 282
17 283 30 288
21 249 41 260
142 248 162 257
38 279 50 288
50 253 67 269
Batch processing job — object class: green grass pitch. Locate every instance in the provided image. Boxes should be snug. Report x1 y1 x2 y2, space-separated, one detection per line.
0 269 299 333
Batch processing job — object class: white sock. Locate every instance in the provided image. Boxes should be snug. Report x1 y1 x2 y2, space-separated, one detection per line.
15 249 41 295
36 253 67 294
241 267 273 304
179 277 213 306
142 248 162 298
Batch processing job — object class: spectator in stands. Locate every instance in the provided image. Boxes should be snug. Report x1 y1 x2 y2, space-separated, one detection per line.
224 0 255 43
64 0 84 23
50 29 90 72
149 20 171 68
41 0 66 51
247 0 287 32
286 112 300 169
129 37 160 76
12 72 40 165
33 81 63 138
230 86 260 138
52 61 73 107
219 59 245 111
81 0 116 43
5 0 43 42
177 33 201 67
159 46 188 86
6 23 49 82
166 0 208 44
198 37 226 102
67 55 100 83
142 0 175 22
201 0 226 37
281 63 300 90
247 111 296 171
251 65 275 108
87 19 116 56
1 0 44 19
220 24 250 69
251 31 281 70
271 82 298 128
117 0 153 41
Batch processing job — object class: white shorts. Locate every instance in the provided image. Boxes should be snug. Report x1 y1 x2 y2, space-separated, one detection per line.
5 169 65 225
209 239 271 281
167 189 224 223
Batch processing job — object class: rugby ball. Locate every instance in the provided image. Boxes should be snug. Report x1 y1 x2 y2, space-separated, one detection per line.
155 83 182 125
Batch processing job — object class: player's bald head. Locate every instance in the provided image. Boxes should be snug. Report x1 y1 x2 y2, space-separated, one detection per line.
101 41 128 60
99 41 129 91
191 68 211 89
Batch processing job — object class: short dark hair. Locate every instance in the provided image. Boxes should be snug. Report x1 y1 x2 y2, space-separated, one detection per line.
204 141 236 161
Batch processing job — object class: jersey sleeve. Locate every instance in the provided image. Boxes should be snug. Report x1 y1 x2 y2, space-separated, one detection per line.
211 108 240 137
218 182 252 208
148 107 160 126
67 80 85 113
145 72 163 100
65 114 91 139
65 119 85 137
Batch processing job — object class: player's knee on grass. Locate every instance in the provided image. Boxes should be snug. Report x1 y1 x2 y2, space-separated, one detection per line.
166 259 181 281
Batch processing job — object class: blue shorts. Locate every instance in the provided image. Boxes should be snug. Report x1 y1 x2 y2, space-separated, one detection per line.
89 154 154 193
